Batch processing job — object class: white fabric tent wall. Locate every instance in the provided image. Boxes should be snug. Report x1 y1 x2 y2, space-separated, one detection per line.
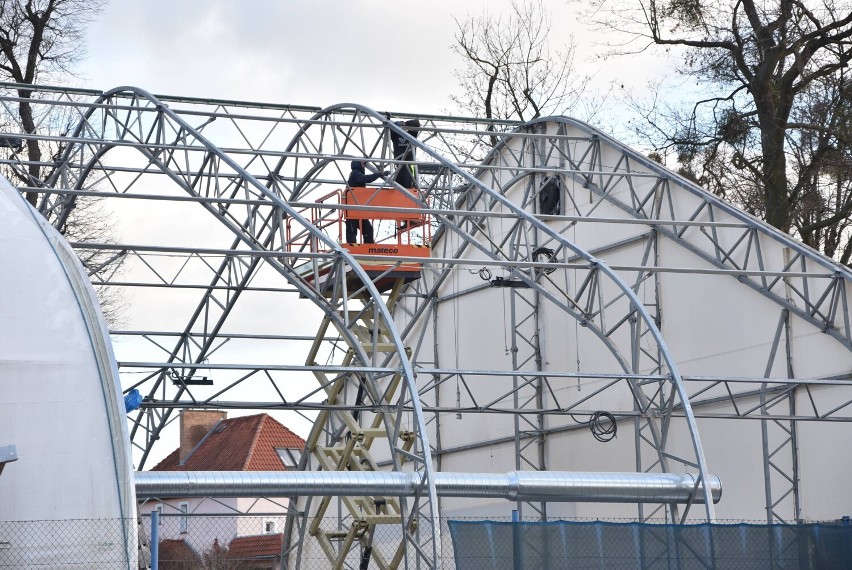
0 177 136 568
397 119 852 522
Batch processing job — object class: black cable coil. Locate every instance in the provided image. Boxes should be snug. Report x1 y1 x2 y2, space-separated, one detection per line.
588 411 617 442
531 247 557 275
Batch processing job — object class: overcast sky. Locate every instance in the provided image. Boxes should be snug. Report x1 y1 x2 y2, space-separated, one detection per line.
72 0 678 465
77 0 673 123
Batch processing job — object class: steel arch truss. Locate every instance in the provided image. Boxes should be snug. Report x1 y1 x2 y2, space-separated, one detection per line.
4 84 852 539
383 120 715 522
471 117 852 523
272 105 715 530
27 87 441 567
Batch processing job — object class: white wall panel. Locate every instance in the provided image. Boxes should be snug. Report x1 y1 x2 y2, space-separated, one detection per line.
0 178 136 567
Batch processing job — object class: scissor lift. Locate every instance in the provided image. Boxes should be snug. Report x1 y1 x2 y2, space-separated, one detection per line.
286 186 432 568
287 186 431 293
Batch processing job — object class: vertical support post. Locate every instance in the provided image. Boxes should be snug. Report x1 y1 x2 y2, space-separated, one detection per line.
509 153 549 521
150 510 159 570
632 230 670 523
511 509 522 570
433 306 444 491
761 309 801 524
511 293 523 520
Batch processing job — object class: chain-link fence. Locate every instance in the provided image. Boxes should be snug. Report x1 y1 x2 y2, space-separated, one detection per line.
3 515 852 568
0 518 137 569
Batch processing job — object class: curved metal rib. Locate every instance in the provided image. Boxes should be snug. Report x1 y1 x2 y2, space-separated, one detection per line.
45 88 442 567
292 108 718 519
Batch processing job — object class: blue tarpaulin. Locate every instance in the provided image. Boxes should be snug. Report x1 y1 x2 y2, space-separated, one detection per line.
123 389 142 412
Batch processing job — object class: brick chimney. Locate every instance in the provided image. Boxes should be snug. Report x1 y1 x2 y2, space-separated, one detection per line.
179 410 226 464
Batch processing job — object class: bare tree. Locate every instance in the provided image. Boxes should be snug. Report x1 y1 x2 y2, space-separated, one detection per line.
589 0 852 260
786 73 852 261
452 0 598 146
0 0 125 319
0 0 105 205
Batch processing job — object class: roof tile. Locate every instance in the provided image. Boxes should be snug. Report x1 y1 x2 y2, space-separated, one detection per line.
158 538 199 563
226 533 283 559
150 413 305 472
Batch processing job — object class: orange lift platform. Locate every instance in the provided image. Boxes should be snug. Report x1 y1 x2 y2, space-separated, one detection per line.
286 186 431 294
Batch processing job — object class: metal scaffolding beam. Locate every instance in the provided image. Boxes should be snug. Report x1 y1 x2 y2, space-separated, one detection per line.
4 81 852 565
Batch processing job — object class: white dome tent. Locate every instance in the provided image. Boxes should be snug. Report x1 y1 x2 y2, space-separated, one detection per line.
0 176 137 568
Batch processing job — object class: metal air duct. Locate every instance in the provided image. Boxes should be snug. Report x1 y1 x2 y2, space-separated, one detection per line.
135 470 721 504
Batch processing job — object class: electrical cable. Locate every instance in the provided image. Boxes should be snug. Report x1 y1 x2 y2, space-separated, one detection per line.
532 247 557 275
589 411 617 442
570 411 617 442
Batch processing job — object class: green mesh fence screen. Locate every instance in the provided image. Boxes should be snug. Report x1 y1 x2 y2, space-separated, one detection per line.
447 520 852 569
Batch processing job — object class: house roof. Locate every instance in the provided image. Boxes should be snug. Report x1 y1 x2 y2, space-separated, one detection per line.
227 533 283 560
158 538 199 563
151 413 305 471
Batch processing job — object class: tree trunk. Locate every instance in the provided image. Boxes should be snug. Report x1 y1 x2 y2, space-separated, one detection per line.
755 82 792 232
762 128 789 231
17 88 41 206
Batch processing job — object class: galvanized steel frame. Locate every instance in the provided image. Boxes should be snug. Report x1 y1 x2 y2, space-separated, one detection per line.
3 83 852 537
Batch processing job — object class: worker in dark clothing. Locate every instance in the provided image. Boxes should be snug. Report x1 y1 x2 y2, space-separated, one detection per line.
346 160 388 244
387 118 422 232
389 119 421 189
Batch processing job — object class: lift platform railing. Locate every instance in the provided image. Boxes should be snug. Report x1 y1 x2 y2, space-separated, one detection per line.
344 186 430 245
284 188 343 258
286 188 431 251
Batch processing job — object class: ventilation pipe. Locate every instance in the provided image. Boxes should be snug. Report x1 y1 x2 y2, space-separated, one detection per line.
136 470 721 504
